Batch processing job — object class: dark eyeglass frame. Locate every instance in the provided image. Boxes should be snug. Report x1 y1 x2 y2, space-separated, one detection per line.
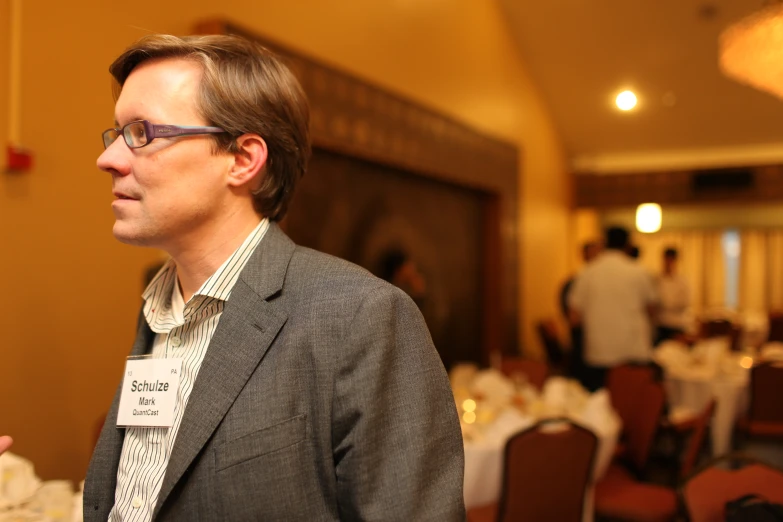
102 120 227 150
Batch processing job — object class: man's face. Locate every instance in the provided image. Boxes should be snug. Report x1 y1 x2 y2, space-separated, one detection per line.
97 58 233 252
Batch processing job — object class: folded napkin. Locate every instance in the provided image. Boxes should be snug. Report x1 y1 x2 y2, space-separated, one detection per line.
471 369 515 405
0 452 41 509
577 389 616 432
693 337 729 369
449 362 479 390
542 377 570 413
653 340 691 369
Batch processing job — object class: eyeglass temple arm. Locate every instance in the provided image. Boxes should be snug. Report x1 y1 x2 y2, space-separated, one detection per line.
150 124 225 138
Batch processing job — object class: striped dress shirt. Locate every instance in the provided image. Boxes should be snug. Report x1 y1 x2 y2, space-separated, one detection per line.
108 219 270 522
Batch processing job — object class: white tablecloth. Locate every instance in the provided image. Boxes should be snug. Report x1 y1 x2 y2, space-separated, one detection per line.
654 343 750 456
460 377 620 522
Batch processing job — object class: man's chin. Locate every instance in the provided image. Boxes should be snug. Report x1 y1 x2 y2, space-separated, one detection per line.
112 224 153 247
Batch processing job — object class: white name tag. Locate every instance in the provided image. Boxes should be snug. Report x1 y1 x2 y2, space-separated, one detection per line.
116 357 182 428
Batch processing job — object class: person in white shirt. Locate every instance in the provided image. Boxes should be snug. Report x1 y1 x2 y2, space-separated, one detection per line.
655 247 691 345
568 226 658 391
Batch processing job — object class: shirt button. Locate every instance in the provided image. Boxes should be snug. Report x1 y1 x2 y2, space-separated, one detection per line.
132 497 142 509
171 336 182 348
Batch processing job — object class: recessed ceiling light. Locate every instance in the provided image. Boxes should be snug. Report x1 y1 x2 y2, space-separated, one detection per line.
616 90 638 111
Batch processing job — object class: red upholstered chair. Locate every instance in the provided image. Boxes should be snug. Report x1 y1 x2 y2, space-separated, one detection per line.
682 454 783 522
499 358 549 391
675 400 716 480
607 365 657 438
699 319 742 351
606 364 664 474
595 381 679 522
467 419 597 522
738 361 783 439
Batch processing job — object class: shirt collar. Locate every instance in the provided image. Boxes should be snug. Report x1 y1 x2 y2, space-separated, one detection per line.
142 219 270 329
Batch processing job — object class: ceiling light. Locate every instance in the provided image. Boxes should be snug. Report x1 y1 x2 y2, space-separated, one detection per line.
615 90 637 111
720 3 783 99
636 203 662 233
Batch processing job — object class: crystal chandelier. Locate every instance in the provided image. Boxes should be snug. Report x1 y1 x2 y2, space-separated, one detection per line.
720 1 783 99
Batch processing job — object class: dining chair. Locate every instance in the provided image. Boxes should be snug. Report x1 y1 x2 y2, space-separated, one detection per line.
594 380 679 522
699 318 742 351
499 358 549 391
656 400 716 486
605 363 664 471
767 311 783 343
466 419 597 522
737 361 783 440
681 453 783 522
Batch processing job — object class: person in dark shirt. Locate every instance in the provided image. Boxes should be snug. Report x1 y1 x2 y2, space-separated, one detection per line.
560 241 600 387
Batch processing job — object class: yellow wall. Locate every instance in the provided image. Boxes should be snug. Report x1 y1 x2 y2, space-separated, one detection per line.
0 0 569 480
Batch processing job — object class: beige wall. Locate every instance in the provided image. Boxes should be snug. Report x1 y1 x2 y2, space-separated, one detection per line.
0 0 569 480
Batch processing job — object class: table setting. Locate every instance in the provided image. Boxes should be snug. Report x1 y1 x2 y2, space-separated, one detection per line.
653 337 753 455
451 364 621 522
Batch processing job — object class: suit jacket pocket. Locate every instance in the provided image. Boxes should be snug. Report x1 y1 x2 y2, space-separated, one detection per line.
214 414 306 471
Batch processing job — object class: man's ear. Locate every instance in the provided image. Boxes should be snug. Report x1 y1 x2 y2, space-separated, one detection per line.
228 134 268 188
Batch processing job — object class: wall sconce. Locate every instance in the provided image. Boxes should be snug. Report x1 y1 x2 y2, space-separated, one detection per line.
636 203 662 233
719 2 783 100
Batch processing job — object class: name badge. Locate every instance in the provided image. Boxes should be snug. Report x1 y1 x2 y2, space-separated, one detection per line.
116 357 182 428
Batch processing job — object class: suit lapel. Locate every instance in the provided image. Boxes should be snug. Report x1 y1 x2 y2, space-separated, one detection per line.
86 313 154 518
153 224 295 517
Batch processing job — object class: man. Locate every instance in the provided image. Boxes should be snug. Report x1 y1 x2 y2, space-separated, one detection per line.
568 227 658 391
559 241 600 386
85 34 464 521
655 247 691 345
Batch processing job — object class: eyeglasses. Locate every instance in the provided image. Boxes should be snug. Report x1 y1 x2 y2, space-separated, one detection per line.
102 120 226 150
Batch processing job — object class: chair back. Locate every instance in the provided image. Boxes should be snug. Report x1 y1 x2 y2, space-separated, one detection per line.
748 362 783 424
682 454 783 522
498 419 597 522
499 358 549 391
699 319 742 351
679 401 716 479
535 319 565 367
768 311 783 343
623 380 666 473
606 364 661 440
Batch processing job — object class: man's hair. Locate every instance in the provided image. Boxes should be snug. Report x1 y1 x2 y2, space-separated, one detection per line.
109 34 311 221
379 249 408 282
664 247 678 259
605 226 629 250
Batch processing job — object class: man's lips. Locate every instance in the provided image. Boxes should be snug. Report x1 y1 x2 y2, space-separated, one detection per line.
113 191 138 200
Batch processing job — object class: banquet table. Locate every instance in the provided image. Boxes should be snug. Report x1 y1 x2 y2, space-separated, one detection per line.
455 370 621 522
654 340 751 456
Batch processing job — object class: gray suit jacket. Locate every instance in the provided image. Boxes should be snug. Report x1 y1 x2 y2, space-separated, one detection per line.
84 223 465 521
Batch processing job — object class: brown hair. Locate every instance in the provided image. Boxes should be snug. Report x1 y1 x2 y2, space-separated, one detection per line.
109 34 311 221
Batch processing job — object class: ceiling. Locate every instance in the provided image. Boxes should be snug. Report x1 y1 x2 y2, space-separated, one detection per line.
499 0 783 173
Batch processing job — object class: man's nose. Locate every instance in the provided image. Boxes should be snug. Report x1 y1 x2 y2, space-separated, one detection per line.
97 138 131 176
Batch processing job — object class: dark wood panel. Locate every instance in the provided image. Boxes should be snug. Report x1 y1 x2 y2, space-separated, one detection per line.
284 149 485 368
575 165 783 208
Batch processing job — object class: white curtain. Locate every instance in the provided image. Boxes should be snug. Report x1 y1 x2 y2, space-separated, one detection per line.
766 231 783 312
740 230 783 312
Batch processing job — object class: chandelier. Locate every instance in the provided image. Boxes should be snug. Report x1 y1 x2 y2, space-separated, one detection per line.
720 2 783 99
